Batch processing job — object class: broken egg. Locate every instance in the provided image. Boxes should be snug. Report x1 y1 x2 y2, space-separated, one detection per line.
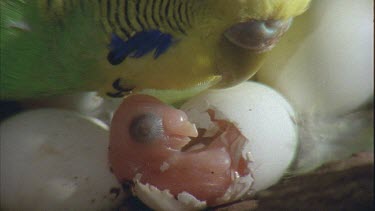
0 109 125 210
109 82 298 210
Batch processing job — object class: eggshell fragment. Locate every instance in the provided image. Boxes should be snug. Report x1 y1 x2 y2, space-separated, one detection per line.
133 178 207 211
0 109 125 210
181 82 298 192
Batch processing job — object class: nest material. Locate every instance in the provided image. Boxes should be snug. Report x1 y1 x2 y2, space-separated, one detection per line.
215 152 374 211
120 152 374 211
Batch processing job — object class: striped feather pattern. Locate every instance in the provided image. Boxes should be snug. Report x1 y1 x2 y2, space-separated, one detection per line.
40 0 193 40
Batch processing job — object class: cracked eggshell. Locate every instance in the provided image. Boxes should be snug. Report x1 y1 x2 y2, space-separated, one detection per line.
181 81 298 192
132 177 207 211
0 109 125 210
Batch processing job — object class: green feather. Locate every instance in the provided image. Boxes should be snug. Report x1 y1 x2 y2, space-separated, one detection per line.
1 1 106 99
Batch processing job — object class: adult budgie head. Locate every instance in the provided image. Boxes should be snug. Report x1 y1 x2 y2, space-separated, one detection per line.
1 0 311 102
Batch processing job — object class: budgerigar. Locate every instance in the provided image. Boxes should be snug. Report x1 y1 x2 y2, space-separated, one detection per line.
1 0 311 102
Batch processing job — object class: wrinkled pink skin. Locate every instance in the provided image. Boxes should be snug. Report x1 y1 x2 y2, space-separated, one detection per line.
109 95 247 205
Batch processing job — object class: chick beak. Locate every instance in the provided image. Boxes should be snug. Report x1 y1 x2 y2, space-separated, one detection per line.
162 117 198 150
164 119 198 138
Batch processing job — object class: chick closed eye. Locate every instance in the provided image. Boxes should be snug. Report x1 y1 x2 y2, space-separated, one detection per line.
129 113 164 143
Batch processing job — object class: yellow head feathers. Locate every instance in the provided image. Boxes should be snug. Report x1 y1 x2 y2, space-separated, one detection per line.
240 0 312 20
208 0 312 22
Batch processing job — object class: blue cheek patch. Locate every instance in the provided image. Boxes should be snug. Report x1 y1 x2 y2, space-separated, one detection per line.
107 30 174 65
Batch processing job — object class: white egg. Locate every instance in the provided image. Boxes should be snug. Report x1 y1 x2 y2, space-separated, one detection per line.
257 0 373 115
23 92 104 115
181 82 298 193
22 92 123 125
0 109 125 210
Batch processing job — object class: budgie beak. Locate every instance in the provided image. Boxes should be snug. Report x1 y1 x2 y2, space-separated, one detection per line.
224 18 293 53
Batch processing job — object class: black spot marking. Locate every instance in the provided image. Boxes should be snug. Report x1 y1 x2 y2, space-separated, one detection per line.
106 91 125 98
106 78 134 98
112 78 134 92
